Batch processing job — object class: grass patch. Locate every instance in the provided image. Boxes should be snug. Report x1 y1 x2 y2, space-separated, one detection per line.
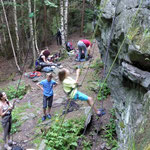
11 104 30 134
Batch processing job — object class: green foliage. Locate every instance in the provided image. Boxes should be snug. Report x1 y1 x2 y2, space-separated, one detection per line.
1 84 27 100
83 23 93 34
11 104 30 134
90 58 104 73
43 116 86 150
97 82 110 101
44 0 57 7
103 109 118 149
51 16 60 35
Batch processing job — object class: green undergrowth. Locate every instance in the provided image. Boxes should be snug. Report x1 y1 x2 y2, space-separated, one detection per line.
97 82 110 101
103 109 118 149
90 58 104 74
0 84 27 100
11 104 30 134
43 115 91 150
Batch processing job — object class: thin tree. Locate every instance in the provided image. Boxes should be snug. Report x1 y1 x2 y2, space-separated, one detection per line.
0 15 6 55
60 0 65 49
13 0 21 63
64 0 68 41
34 0 39 54
0 0 20 71
81 0 85 37
28 0 36 67
44 2 47 47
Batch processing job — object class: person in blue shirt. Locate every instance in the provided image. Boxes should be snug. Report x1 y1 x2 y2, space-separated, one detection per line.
37 73 57 121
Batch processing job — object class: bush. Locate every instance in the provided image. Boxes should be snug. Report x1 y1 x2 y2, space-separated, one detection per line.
44 116 87 150
1 84 27 100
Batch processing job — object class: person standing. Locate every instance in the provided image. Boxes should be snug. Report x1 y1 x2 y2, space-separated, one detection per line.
37 73 57 121
56 29 62 45
77 39 92 61
0 92 15 150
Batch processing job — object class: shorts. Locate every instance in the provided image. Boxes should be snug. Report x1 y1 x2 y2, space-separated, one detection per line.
73 91 88 101
43 95 53 108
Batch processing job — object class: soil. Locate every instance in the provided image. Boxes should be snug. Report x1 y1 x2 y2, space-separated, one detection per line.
0 33 113 150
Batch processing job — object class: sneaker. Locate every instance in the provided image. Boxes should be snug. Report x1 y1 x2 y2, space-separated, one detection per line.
42 116 46 121
8 140 16 146
75 59 80 62
4 144 12 150
47 114 51 119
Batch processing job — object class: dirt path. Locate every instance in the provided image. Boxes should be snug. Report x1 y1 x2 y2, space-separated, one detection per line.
0 34 113 150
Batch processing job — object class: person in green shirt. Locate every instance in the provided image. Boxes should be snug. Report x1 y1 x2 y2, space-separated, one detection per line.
58 68 105 117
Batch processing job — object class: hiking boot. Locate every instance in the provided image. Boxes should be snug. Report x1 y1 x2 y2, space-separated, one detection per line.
4 144 12 150
42 116 47 121
47 114 51 119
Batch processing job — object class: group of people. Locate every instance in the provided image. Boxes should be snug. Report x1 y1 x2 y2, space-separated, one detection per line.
36 68 105 122
0 39 105 150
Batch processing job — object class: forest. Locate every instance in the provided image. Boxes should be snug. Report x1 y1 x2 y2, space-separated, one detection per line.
1 0 150 150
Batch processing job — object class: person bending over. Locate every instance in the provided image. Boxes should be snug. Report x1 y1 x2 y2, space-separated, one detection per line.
77 39 92 61
58 68 105 116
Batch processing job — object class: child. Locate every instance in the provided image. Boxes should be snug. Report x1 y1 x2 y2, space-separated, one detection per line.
58 68 105 116
37 73 57 121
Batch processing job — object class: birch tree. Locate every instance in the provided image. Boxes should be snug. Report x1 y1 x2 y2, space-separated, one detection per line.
34 0 39 54
0 0 20 71
13 0 20 63
60 0 65 49
64 0 68 41
28 0 36 67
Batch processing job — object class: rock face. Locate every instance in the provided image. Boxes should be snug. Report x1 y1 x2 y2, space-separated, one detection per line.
96 0 150 149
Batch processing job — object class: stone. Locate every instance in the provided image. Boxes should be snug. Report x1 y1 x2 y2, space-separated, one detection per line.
54 98 64 104
38 140 46 150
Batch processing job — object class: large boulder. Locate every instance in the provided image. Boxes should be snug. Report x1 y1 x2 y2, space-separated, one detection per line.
96 0 150 149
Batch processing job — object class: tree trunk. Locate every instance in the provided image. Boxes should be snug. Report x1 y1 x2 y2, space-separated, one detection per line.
80 0 85 37
34 0 39 54
60 0 65 49
0 0 20 71
0 15 6 56
28 0 36 67
13 0 21 63
64 0 68 41
44 4 47 47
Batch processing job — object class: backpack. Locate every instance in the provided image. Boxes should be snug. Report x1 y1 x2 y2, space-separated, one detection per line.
66 42 74 52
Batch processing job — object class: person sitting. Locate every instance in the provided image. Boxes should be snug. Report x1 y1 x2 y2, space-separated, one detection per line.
36 49 60 72
58 68 106 117
76 39 92 62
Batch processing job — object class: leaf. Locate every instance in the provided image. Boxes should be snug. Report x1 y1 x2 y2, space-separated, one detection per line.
44 0 57 7
29 12 34 18
71 142 78 146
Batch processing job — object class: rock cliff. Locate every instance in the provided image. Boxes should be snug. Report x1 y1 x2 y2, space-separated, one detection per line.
96 0 150 149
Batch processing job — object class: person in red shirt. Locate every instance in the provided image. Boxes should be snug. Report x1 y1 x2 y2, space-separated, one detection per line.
77 39 92 61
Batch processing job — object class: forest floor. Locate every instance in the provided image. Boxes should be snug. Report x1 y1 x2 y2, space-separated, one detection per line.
0 33 114 150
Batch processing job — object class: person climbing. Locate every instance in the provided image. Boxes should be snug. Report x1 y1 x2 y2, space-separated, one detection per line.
76 39 92 62
56 29 62 45
58 68 106 116
0 92 16 150
37 73 57 121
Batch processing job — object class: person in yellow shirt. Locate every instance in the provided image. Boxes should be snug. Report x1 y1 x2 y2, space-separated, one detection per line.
58 68 105 117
